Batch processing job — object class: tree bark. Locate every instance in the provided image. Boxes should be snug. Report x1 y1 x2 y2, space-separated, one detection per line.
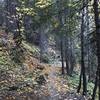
77 68 83 93
92 0 100 99
77 0 87 95
65 37 70 75
60 37 65 74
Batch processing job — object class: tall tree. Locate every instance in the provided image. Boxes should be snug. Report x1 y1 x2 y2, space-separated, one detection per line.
77 0 87 95
92 0 100 100
56 0 65 74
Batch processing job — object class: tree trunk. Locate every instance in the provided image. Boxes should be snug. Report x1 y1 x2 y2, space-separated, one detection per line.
92 70 98 100
69 37 75 75
81 7 87 95
65 37 70 75
60 37 65 75
77 68 83 93
87 45 91 81
92 0 100 99
86 0 91 82
77 0 87 95
65 50 69 75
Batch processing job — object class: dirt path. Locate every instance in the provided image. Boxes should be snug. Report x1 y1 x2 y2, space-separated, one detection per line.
40 63 86 100
47 66 60 100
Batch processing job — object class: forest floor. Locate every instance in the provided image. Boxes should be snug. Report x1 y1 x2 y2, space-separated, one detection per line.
34 65 86 100
0 32 88 100
0 60 86 100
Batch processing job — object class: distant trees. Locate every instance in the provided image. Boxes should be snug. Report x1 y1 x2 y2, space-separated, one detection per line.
55 0 78 75
76 0 100 99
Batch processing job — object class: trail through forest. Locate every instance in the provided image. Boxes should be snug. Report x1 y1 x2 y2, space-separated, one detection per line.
0 0 100 99
0 39 87 100
47 63 61 100
38 62 86 100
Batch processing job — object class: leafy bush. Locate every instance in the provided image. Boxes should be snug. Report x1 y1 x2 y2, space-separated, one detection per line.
87 82 94 95
67 74 79 89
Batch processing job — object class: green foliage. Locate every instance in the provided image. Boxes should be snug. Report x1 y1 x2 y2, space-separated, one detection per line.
87 82 94 95
67 73 97 97
35 0 52 9
13 0 81 40
9 46 25 64
16 6 36 16
67 73 79 89
0 56 7 65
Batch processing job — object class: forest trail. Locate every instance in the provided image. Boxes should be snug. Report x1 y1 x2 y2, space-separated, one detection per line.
0 47 86 100
47 64 61 100
39 63 86 100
